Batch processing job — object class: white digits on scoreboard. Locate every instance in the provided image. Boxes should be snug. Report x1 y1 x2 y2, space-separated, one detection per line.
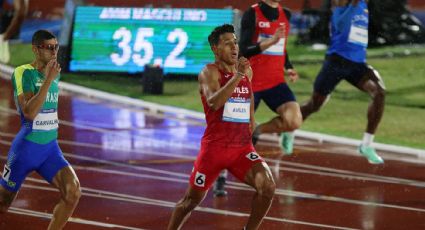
132 28 154 66
164 28 188 68
111 27 188 68
110 27 132 66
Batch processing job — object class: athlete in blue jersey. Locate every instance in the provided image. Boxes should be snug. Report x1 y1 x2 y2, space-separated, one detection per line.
0 30 81 229
300 0 386 164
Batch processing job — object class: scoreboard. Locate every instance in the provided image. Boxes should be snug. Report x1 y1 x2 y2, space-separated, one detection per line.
70 6 234 74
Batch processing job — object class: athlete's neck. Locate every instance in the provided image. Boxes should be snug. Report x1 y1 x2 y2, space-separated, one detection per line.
263 0 279 8
31 60 47 73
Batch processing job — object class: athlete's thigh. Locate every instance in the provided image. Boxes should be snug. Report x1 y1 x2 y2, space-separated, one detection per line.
275 101 301 121
37 141 71 185
313 59 343 96
50 166 79 192
343 62 370 90
189 144 226 191
227 145 264 183
0 139 44 192
262 83 296 113
244 161 274 189
353 65 386 93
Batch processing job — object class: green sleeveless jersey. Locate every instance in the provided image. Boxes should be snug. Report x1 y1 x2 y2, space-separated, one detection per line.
12 64 60 144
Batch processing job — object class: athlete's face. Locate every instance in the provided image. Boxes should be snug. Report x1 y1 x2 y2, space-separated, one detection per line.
33 38 59 64
214 33 239 65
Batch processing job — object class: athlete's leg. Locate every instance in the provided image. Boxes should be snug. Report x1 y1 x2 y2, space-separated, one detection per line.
0 187 17 214
301 56 341 121
243 162 276 230
171 143 223 229
256 101 302 134
355 67 386 135
167 186 208 230
352 66 386 164
300 92 329 120
253 84 302 135
48 166 81 230
0 139 37 214
213 170 227 197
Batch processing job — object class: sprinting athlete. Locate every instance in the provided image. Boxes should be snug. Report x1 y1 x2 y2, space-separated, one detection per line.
167 24 275 230
300 0 385 164
0 29 81 229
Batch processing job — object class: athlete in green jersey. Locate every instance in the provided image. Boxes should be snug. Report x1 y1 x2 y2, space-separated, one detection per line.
0 30 81 230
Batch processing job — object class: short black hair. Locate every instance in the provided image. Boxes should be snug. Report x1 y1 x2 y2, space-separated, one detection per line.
208 24 235 47
32 30 56 45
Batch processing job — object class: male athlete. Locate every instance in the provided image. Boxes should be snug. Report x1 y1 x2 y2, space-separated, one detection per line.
301 0 385 164
213 0 302 197
0 30 81 229
167 24 275 230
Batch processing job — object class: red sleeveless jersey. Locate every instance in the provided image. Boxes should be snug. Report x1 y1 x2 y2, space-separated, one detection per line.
200 65 252 147
249 3 290 92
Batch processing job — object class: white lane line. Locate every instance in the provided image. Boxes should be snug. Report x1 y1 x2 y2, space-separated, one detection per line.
22 178 359 230
8 207 146 230
68 165 425 214
1 133 423 188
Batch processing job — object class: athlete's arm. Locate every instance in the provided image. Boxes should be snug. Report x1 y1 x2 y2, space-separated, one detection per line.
199 58 250 111
19 60 61 120
2 0 28 40
239 7 284 58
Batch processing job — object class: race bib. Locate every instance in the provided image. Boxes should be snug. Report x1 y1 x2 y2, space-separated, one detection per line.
258 34 285 56
348 25 368 47
2 164 11 181
223 98 250 123
33 109 59 131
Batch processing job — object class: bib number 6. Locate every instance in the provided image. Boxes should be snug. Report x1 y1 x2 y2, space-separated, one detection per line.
194 171 206 187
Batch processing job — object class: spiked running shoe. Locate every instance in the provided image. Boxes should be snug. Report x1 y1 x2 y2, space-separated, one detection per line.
213 175 227 197
279 132 294 155
358 145 384 164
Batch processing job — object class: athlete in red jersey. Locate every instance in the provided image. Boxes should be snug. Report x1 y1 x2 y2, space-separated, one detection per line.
244 0 302 154
167 24 276 230
213 0 302 197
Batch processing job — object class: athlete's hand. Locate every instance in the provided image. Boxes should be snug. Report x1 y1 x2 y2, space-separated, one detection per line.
271 25 285 44
287 69 299 83
237 57 250 76
45 60 61 82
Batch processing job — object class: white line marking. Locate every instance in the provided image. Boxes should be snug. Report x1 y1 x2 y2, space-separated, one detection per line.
22 178 360 230
1 134 424 188
8 207 146 230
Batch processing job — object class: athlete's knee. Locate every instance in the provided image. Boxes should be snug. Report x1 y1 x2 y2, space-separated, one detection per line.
178 193 203 211
303 97 324 114
255 177 276 200
287 116 302 131
63 180 81 205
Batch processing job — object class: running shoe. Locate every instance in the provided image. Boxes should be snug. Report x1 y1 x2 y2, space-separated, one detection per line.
358 145 384 164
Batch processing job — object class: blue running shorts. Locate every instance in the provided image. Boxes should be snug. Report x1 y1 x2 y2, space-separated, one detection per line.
1 138 70 192
254 83 296 112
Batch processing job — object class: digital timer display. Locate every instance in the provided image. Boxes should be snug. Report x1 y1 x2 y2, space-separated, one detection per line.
69 6 234 74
